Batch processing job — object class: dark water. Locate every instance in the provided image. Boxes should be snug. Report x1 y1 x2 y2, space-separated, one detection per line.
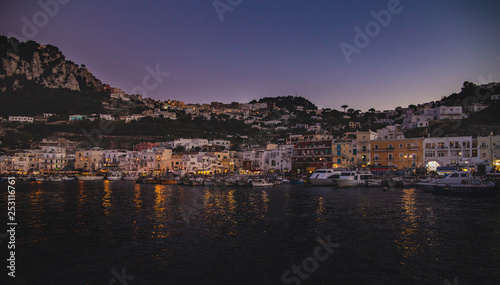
0 180 499 285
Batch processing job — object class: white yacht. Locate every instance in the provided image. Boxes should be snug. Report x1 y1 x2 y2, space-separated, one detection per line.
416 171 474 191
308 169 344 186
336 171 374 187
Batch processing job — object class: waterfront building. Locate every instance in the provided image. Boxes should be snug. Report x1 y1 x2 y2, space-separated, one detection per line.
262 144 293 173
75 149 104 171
353 130 378 167
0 155 13 172
370 138 424 170
423 136 480 171
12 150 43 172
40 146 67 171
476 134 500 171
332 140 357 169
288 134 333 173
102 150 128 170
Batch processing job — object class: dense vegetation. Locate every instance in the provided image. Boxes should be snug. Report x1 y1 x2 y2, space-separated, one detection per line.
252 95 318 110
0 81 106 116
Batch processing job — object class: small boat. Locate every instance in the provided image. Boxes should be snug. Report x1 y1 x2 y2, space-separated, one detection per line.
0 177 9 182
252 178 273 187
107 172 123 181
191 177 204 186
123 172 139 181
77 173 104 181
365 179 383 187
224 178 238 186
203 179 214 186
35 176 46 182
183 178 193 186
46 176 62 182
336 171 374 188
432 179 497 195
160 176 178 184
61 176 76 181
214 179 225 186
238 179 252 187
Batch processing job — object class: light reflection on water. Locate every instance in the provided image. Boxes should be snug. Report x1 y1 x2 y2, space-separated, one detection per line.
397 188 420 259
1 181 499 284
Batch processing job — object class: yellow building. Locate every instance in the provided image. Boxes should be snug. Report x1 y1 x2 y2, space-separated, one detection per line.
355 130 378 167
370 138 424 169
332 141 357 168
75 150 103 171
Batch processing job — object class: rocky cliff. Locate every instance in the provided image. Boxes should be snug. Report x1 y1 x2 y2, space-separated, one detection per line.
0 36 104 92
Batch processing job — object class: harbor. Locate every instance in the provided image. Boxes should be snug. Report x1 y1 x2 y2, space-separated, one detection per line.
0 179 499 284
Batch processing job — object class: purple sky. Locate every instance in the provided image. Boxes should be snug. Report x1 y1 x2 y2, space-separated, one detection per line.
1 0 499 111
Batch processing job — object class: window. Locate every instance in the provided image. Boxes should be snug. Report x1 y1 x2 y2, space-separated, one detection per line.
481 142 487 147
388 154 393 160
374 144 379 150
387 144 393 149
425 151 435 157
399 153 404 157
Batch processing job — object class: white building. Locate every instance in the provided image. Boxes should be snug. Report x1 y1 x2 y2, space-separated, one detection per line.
376 125 404 140
423 136 480 170
208 139 231 149
41 146 67 170
435 106 467 120
8 116 34 123
476 134 500 169
99 114 114 121
12 150 42 172
262 144 293 172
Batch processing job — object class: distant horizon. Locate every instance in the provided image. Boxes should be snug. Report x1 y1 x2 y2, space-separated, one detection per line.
1 1 499 111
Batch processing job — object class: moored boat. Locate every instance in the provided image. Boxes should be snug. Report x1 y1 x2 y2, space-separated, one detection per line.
308 169 344 186
107 172 123 181
203 179 214 186
46 176 62 182
77 173 104 181
432 178 497 195
238 179 252 187
416 171 475 191
214 179 225 186
336 171 374 188
251 178 273 187
191 177 203 186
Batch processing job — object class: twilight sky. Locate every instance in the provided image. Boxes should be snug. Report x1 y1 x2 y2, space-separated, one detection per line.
1 0 499 111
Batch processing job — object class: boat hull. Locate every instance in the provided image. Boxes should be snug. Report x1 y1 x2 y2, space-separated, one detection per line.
309 178 337 186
